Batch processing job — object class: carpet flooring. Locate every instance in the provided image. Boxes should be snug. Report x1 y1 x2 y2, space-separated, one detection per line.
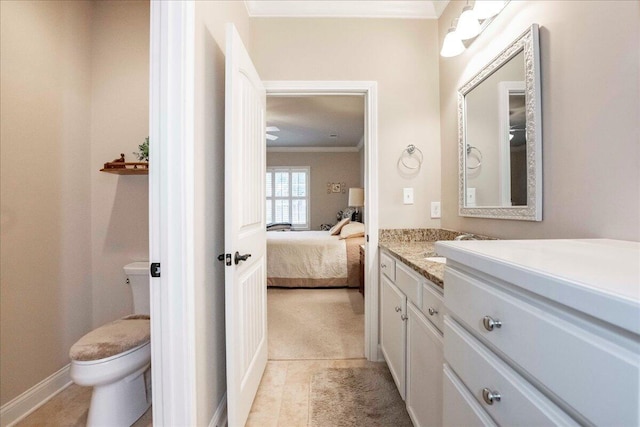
268 288 365 360
309 364 412 427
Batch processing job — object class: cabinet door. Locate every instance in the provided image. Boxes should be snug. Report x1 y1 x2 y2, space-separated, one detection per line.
443 365 497 427
380 276 407 399
406 302 443 427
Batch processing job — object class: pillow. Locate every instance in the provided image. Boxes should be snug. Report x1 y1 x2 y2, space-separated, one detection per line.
339 221 365 239
329 217 350 236
267 222 292 231
341 207 357 220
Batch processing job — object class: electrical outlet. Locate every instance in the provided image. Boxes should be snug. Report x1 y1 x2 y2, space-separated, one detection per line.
403 188 414 205
466 188 476 207
431 201 441 218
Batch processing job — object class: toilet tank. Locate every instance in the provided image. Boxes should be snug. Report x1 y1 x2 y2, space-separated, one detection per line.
124 262 150 315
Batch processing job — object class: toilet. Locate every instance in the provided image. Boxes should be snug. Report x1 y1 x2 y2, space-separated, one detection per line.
69 262 151 427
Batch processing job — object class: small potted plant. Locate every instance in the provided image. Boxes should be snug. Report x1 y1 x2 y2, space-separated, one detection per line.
134 137 149 163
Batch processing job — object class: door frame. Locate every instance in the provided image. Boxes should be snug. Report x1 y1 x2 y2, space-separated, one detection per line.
149 0 197 424
264 81 380 360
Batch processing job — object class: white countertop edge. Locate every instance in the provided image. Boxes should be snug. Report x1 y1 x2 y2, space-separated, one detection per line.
435 240 640 336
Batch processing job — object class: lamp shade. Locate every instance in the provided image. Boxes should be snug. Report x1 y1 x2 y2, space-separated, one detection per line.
440 27 465 57
456 6 481 40
348 188 364 207
473 0 506 20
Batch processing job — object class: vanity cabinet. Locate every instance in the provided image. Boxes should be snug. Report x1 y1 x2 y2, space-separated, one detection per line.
380 276 407 399
379 249 443 426
436 239 640 426
406 302 442 427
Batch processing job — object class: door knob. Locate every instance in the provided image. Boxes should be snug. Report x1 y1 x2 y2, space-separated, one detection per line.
482 388 501 405
482 316 502 331
234 252 252 265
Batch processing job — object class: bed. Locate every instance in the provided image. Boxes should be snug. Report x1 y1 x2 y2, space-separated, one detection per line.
267 230 364 288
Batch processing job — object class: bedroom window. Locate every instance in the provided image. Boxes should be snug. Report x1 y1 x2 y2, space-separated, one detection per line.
266 167 310 229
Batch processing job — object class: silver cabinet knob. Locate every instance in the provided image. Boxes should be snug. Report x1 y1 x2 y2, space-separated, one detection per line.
395 306 402 312
483 316 502 331
482 388 501 405
428 307 438 316
401 314 408 321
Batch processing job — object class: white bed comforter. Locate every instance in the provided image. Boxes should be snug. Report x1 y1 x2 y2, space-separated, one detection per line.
267 231 347 281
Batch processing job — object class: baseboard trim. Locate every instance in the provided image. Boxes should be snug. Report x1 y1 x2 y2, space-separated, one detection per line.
0 364 72 427
208 393 227 427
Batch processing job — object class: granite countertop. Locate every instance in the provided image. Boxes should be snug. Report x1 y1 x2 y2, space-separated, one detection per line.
378 241 445 288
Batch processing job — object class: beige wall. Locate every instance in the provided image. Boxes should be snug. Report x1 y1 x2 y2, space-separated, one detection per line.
0 0 150 406
252 18 442 229
439 0 640 240
267 151 362 229
90 0 150 328
0 0 93 405
193 1 252 424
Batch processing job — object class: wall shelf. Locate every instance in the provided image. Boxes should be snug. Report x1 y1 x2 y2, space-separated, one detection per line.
100 154 148 175
100 167 148 175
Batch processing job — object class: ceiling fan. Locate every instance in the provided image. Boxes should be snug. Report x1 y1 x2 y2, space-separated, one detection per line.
266 126 280 141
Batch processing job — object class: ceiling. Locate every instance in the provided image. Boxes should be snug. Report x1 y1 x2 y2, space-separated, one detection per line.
266 96 365 149
245 1 450 19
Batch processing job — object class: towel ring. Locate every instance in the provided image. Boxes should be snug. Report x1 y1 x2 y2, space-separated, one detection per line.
400 144 424 170
466 144 482 170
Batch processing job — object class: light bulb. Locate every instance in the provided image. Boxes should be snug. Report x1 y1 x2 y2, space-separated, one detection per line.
473 0 506 20
456 6 481 40
440 27 465 57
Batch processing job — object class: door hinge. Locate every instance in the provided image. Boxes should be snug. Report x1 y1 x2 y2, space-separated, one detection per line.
150 262 161 278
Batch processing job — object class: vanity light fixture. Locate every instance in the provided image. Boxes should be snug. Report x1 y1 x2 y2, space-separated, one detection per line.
441 25 466 57
440 0 509 58
456 5 481 40
473 0 506 19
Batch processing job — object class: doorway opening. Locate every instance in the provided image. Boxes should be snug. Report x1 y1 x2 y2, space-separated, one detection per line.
264 81 381 361
265 94 366 361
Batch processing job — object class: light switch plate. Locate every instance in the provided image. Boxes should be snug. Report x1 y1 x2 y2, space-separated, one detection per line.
431 201 441 218
403 188 414 205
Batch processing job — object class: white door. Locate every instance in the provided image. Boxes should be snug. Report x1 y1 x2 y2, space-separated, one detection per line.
224 24 268 427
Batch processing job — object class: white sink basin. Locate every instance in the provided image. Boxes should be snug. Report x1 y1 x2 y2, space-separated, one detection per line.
424 256 446 264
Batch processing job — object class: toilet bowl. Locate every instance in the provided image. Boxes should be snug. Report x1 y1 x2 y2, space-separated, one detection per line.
69 262 151 427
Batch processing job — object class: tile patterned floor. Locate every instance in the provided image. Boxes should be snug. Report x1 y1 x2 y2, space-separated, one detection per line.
246 358 377 427
14 383 152 427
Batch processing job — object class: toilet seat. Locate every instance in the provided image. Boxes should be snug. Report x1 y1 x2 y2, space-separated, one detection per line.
70 315 150 362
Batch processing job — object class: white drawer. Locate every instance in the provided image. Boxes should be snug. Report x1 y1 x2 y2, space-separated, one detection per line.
395 261 421 306
421 281 444 332
444 316 578 426
445 266 640 426
380 251 395 282
443 364 497 427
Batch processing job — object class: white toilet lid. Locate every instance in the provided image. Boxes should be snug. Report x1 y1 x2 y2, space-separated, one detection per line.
70 315 150 361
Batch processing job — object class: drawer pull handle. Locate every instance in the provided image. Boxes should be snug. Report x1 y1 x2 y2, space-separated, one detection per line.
483 316 502 331
381 263 387 268
428 307 438 316
395 306 402 312
482 388 501 405
401 314 408 321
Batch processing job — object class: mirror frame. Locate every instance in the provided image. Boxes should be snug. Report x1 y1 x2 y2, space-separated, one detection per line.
458 24 542 221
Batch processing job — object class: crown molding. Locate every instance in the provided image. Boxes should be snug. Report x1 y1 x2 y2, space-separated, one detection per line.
245 1 449 19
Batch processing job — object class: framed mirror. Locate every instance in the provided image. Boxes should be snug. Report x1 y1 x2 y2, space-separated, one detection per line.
458 24 542 221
